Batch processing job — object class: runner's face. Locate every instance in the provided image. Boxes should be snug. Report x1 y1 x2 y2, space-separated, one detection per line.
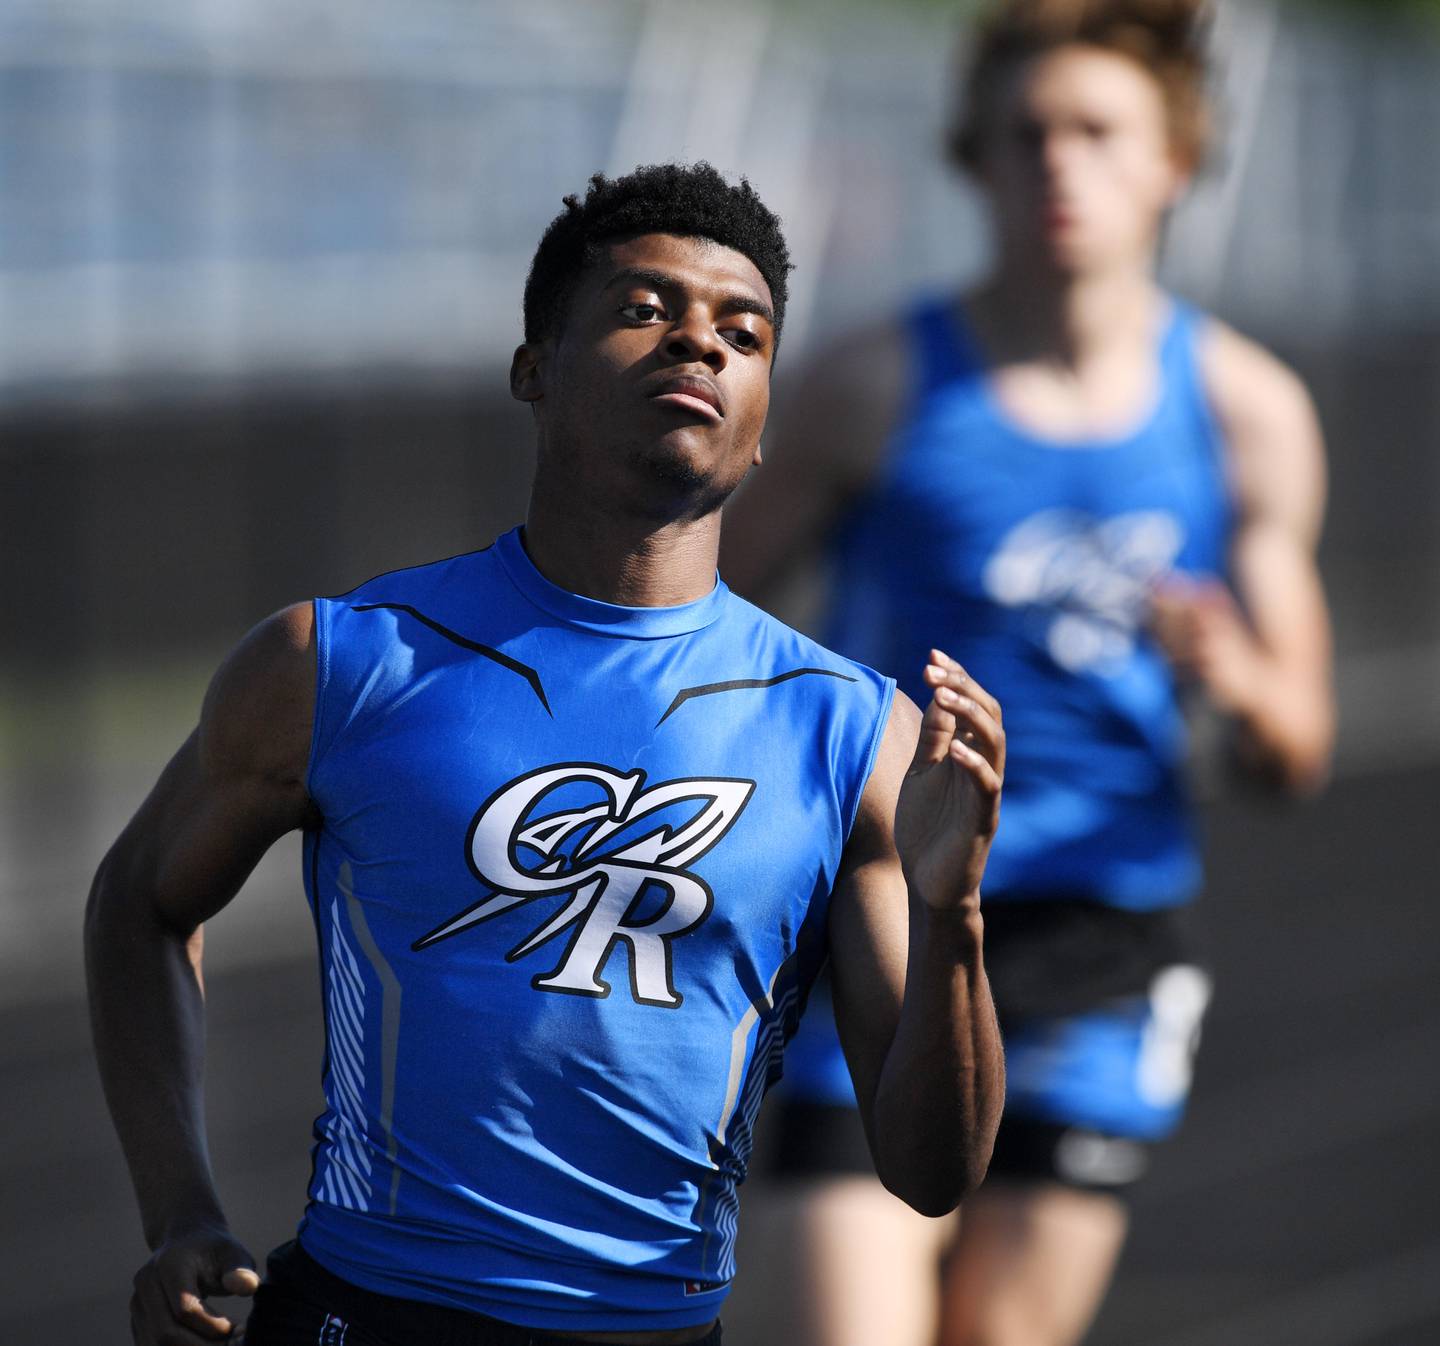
977 45 1186 277
532 233 774 518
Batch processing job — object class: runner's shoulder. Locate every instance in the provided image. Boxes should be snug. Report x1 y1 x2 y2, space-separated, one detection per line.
198 602 316 787
804 316 909 411
774 315 910 483
1196 317 1324 522
1197 318 1317 440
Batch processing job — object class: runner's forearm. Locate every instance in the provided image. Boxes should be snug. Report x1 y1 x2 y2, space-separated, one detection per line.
85 849 229 1248
871 902 1004 1215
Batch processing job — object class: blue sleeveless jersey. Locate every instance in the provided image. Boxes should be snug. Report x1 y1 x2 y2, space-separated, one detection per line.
296 527 894 1331
827 297 1231 909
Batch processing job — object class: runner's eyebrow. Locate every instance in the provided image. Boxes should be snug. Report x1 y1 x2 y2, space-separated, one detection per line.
603 268 774 327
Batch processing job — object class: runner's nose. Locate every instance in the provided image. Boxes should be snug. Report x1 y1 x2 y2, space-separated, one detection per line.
665 313 728 372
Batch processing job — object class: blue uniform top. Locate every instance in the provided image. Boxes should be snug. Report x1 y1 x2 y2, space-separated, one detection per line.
827 296 1231 909
297 527 894 1331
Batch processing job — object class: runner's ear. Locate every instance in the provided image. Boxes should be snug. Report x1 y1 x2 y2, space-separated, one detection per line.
511 343 544 404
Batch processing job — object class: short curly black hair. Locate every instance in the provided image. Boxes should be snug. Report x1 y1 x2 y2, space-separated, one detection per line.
522 162 792 350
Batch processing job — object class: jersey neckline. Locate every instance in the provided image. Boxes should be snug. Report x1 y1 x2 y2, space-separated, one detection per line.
494 526 729 638
935 295 1186 454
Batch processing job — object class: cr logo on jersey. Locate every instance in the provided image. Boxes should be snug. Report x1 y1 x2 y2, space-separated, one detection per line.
413 763 755 1008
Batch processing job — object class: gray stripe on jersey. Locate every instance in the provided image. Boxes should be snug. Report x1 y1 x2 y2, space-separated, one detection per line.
339 861 406 1215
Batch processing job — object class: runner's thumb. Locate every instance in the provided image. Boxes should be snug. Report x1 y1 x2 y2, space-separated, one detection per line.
222 1266 261 1296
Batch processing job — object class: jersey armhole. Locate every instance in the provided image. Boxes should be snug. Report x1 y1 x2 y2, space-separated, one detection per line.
1169 309 1232 481
304 596 333 801
840 674 898 850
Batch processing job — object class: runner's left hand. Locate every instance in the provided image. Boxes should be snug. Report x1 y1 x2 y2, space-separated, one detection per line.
894 649 1004 913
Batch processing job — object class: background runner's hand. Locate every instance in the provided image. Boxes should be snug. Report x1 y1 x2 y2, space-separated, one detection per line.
1149 573 1261 713
894 649 1004 912
130 1228 259 1345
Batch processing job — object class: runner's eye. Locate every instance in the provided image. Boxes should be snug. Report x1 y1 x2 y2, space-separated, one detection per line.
725 328 760 351
619 303 664 323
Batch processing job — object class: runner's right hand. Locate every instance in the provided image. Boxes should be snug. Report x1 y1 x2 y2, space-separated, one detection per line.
130 1227 259 1345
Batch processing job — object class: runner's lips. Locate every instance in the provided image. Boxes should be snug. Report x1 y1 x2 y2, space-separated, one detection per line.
648 375 724 422
1043 201 1079 232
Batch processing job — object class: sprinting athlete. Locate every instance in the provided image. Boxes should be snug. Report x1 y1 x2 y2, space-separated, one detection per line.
721 2 1335 1343
85 163 1006 1346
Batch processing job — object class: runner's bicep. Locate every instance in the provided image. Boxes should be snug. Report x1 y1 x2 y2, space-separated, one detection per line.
93 604 319 933
97 730 302 935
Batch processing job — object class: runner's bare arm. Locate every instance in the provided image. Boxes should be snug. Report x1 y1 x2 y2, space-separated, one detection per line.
827 653 1006 1216
719 322 906 603
85 602 319 1344
1152 325 1335 792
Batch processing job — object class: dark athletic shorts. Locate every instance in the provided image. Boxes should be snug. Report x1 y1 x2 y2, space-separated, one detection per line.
768 1104 1160 1194
764 899 1209 1194
244 1240 723 1346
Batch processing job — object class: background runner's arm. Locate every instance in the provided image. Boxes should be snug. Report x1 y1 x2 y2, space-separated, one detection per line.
85 602 318 1343
1152 325 1335 792
719 323 905 604
827 656 1006 1216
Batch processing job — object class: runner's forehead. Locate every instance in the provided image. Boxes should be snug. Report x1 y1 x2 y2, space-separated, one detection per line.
591 234 774 322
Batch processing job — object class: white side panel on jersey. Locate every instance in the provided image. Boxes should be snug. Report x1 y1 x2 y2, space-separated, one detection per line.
318 897 374 1212
710 973 801 1281
339 862 405 1215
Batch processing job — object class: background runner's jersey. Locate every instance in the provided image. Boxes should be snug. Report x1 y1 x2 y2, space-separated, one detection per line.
827 296 1232 909
298 527 894 1332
